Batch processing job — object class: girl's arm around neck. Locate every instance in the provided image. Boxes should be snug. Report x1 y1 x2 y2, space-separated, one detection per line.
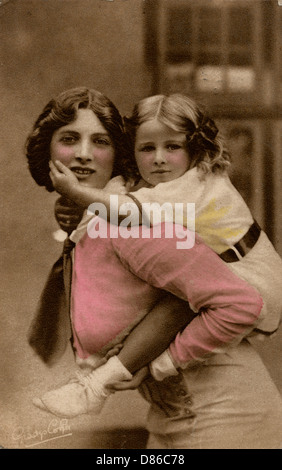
49 160 141 224
71 184 142 225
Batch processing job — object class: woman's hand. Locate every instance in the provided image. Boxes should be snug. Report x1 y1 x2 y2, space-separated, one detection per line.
50 160 79 198
105 366 149 391
54 196 84 234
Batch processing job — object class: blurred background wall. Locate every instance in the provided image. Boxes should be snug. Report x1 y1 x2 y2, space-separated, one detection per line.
0 0 281 449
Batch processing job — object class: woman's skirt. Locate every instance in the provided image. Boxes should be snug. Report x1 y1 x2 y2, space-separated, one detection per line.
140 339 282 449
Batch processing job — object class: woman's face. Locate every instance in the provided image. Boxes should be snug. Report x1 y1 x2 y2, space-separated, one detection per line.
134 118 191 186
50 108 115 189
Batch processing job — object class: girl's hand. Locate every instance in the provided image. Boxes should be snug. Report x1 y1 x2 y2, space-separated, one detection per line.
105 366 149 391
49 160 79 197
103 175 129 195
54 196 84 234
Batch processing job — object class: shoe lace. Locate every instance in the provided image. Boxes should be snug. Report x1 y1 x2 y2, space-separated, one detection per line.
83 372 109 398
68 369 89 384
70 369 109 398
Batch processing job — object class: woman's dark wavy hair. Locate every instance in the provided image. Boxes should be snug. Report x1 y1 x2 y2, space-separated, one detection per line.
124 93 231 175
25 87 135 191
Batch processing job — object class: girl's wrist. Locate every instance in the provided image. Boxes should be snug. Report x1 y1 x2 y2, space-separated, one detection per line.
59 183 82 205
69 184 102 209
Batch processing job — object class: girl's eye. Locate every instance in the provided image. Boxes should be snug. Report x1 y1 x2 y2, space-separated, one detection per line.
139 145 155 152
167 144 181 150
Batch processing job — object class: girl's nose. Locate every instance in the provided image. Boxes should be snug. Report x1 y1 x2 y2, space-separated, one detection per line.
153 148 167 165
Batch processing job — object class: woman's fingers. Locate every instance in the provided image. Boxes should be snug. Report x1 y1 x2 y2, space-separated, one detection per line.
55 197 82 214
104 344 124 360
54 197 84 231
55 213 83 231
56 213 82 222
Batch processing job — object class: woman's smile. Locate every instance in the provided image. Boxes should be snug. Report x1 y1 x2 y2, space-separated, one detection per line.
50 109 115 189
70 166 96 179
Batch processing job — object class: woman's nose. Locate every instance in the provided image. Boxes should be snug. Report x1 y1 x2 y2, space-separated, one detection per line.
75 140 93 162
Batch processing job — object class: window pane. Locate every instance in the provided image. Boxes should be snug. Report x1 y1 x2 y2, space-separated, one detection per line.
227 67 255 91
195 66 224 92
198 7 221 46
166 50 192 63
166 62 194 93
228 51 252 66
229 7 252 45
168 8 192 48
198 51 222 66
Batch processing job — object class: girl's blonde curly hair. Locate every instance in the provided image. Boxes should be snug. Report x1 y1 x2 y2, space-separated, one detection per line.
124 93 231 175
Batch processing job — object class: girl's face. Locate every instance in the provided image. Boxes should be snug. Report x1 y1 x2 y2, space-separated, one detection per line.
134 118 191 186
50 108 115 189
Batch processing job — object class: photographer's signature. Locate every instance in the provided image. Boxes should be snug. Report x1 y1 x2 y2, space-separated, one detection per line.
12 418 72 448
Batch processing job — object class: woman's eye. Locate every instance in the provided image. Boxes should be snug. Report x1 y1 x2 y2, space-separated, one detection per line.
93 138 110 145
60 136 76 144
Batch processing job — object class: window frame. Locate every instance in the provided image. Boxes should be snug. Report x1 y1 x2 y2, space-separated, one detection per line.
155 0 264 105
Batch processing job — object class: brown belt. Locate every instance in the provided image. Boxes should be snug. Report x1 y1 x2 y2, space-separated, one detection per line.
219 221 261 263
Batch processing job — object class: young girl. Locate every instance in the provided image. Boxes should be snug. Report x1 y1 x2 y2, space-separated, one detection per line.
43 93 282 420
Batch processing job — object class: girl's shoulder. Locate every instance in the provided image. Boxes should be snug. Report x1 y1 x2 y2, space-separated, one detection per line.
186 166 228 184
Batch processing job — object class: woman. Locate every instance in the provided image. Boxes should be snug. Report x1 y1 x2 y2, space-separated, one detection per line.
26 87 282 449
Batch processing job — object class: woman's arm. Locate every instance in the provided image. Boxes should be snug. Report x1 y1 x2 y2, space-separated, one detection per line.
112 222 263 368
116 292 197 374
106 293 195 391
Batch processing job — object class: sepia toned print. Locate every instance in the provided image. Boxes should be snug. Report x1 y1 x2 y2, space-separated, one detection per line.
0 0 282 450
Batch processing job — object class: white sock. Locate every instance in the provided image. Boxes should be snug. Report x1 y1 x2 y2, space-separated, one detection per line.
88 355 132 393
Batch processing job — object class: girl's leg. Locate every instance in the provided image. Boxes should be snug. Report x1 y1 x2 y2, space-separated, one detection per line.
117 293 196 373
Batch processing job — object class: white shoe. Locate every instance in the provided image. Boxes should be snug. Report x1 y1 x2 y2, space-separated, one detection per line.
32 356 132 418
32 370 109 418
